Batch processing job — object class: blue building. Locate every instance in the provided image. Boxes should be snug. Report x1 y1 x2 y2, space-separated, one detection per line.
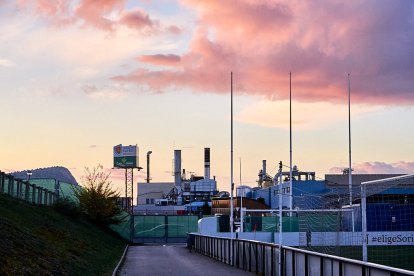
248 170 414 231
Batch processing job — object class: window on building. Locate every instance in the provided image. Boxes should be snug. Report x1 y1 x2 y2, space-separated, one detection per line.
150 198 155 204
146 198 150 204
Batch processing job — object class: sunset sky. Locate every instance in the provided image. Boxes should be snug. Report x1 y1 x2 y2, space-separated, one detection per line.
1 0 413 195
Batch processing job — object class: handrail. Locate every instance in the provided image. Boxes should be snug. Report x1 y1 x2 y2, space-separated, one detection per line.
189 233 414 276
283 244 414 275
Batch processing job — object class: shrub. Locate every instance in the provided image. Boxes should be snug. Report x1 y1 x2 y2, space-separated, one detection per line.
73 165 124 226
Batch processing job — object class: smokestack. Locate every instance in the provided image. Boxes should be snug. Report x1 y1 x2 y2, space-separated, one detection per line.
204 148 210 180
262 160 267 179
146 151 152 183
174 150 182 187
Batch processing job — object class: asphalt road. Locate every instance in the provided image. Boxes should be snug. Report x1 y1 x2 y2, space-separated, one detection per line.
117 244 254 276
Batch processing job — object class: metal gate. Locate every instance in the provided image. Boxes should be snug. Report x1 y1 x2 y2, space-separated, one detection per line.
132 215 198 244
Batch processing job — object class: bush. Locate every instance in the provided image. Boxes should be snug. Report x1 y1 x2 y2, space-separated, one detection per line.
73 165 124 226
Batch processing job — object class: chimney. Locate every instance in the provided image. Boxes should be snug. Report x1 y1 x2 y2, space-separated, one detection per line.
174 150 182 187
262 160 267 179
146 151 152 183
204 148 210 180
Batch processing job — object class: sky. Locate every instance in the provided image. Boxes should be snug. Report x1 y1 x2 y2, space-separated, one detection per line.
1 0 414 197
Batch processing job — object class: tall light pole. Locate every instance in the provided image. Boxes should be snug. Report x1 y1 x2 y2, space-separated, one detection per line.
289 72 293 213
230 71 234 265
348 73 354 231
27 170 32 182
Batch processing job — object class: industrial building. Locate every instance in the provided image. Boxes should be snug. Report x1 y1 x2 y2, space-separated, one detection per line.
136 182 175 205
251 162 410 210
134 147 218 214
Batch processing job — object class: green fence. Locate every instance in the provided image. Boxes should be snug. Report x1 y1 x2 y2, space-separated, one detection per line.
109 211 131 241
29 179 79 201
132 215 198 243
0 171 58 206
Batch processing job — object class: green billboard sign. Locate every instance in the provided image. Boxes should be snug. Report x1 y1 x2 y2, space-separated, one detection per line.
113 144 138 168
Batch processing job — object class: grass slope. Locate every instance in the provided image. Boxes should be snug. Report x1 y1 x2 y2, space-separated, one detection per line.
0 194 126 275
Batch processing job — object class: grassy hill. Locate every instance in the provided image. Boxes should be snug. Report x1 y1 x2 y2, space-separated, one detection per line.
0 193 126 275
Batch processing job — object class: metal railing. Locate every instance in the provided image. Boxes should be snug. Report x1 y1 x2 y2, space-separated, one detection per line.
0 171 58 206
188 233 414 276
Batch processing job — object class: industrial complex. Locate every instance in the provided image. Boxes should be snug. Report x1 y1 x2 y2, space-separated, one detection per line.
134 148 217 215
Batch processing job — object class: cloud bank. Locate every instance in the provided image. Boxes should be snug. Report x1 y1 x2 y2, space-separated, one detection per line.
330 161 414 174
7 1 414 105
114 0 414 105
15 0 179 33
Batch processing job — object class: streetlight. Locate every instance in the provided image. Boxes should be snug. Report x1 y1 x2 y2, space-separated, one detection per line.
27 170 32 182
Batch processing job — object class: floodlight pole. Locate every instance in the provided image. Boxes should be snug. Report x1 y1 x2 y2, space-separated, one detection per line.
289 72 293 214
230 72 234 265
348 74 355 232
27 170 32 182
127 166 143 243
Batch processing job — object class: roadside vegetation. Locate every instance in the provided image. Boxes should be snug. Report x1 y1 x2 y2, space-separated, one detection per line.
73 165 125 225
0 165 127 275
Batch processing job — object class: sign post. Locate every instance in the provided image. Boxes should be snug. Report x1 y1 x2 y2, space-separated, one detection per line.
113 144 140 243
113 144 139 211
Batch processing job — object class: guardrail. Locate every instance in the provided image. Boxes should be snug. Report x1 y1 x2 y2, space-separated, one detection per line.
0 171 58 206
188 233 414 276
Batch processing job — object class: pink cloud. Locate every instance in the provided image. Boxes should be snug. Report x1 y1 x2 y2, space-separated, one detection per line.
16 0 74 26
330 161 414 174
119 9 157 30
75 0 126 31
167 25 181 35
114 0 414 105
13 0 178 34
113 30 239 93
138 54 181 67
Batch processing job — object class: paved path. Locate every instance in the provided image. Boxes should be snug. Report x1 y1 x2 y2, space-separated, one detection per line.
118 244 254 276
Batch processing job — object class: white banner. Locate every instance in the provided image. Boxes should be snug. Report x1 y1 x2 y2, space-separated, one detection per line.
113 144 137 157
367 232 414 246
121 145 137 156
311 231 414 246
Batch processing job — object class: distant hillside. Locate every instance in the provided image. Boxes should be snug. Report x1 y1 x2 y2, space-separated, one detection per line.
0 193 126 275
11 166 78 185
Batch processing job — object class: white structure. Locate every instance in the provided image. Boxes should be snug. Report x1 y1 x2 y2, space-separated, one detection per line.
136 182 174 205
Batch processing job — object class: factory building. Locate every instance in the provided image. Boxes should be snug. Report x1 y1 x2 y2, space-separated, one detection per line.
136 182 175 205
134 147 218 214
211 160 414 233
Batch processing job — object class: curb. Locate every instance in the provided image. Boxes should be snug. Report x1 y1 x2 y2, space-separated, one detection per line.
112 244 129 276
